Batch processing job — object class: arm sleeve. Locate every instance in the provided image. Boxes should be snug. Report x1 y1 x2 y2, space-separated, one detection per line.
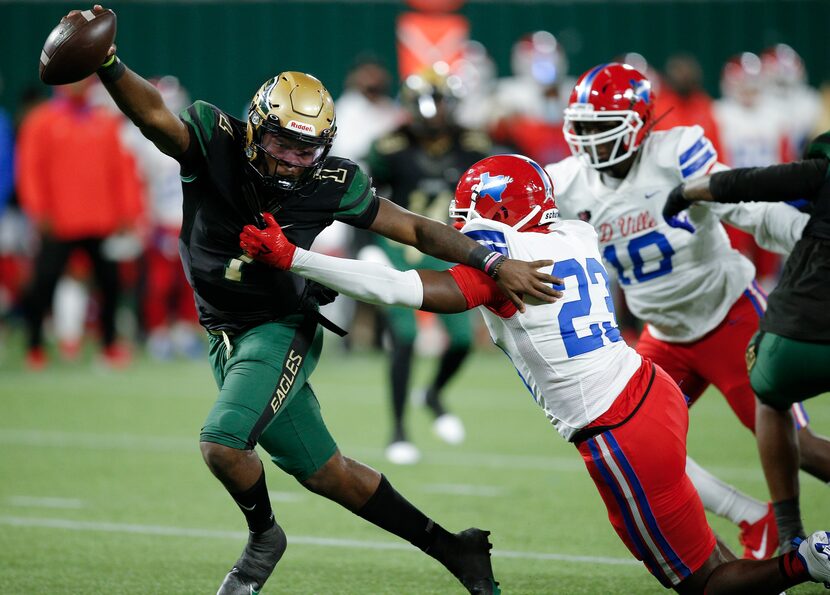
448 264 503 309
708 159 829 204
705 200 809 255
290 247 423 308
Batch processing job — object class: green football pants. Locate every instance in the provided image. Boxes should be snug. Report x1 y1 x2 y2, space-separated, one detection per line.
201 315 338 480
748 330 830 410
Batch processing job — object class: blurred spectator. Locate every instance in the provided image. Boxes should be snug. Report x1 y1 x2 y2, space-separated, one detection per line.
330 56 404 168
715 52 790 289
489 31 574 165
366 65 491 464
760 44 822 156
118 76 202 360
450 40 498 131
654 53 723 156
321 57 405 340
15 77 144 370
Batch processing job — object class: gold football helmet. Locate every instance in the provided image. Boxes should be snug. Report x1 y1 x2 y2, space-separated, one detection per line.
400 64 462 136
245 72 337 192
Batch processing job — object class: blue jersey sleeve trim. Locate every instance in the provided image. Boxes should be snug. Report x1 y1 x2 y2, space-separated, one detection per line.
464 229 509 256
680 149 715 179
678 136 705 166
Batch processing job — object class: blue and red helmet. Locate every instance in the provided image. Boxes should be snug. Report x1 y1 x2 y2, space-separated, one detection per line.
563 62 655 168
451 154 559 231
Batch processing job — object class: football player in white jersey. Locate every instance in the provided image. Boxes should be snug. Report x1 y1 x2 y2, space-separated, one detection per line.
238 154 830 593
548 62 830 555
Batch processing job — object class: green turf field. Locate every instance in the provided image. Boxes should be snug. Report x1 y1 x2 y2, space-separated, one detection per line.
1 335 827 594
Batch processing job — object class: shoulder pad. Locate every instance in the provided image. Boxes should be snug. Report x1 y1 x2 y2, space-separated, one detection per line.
658 125 718 180
180 101 237 158
545 156 584 196
316 156 361 186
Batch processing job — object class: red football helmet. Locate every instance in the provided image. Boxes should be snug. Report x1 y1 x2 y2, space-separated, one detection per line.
760 44 806 90
563 62 655 168
450 154 559 231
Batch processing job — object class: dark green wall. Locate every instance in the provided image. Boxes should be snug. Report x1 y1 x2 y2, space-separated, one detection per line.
3 1 829 119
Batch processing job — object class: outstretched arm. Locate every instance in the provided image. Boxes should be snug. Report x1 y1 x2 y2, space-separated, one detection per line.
239 212 468 313
87 6 189 157
367 198 559 312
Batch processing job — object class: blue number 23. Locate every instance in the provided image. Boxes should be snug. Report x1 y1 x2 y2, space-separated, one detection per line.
553 257 622 358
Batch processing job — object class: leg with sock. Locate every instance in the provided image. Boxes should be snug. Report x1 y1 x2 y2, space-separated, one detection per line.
685 456 777 559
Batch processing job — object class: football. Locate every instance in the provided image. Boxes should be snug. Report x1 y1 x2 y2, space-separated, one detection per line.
39 7 117 85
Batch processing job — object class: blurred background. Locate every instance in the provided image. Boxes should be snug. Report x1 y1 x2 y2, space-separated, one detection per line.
2 2 830 592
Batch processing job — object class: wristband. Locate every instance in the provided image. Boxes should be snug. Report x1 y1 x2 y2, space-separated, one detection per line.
97 55 126 84
488 254 507 280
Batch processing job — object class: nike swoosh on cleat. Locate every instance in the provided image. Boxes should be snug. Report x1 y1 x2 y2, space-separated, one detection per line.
750 525 769 559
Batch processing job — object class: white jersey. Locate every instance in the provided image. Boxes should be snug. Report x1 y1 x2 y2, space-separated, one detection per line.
714 98 790 167
546 126 807 343
460 218 642 441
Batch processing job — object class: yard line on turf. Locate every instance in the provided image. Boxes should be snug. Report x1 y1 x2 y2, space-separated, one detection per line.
0 515 639 566
0 428 765 480
7 496 84 509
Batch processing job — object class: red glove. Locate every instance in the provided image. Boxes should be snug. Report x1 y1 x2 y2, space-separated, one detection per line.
239 212 297 270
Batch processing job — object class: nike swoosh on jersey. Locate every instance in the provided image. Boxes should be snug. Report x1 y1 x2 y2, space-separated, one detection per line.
750 524 769 559
645 191 659 199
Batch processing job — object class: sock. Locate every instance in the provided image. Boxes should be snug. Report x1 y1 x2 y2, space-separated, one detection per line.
426 346 470 417
773 498 806 551
390 341 414 442
685 456 768 524
779 549 810 582
231 466 276 534
357 474 451 553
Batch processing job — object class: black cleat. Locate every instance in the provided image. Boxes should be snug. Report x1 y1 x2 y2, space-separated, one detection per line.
437 528 501 595
217 522 287 595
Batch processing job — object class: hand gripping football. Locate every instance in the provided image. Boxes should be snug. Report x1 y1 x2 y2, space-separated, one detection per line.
39 7 117 85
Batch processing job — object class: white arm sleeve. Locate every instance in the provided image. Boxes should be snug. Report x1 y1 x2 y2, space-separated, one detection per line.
705 200 808 255
291 248 424 308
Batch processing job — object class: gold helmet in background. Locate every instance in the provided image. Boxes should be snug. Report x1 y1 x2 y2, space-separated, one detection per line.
245 72 337 192
399 63 462 136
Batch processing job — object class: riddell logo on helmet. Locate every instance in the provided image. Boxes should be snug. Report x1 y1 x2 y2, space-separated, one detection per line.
287 120 316 135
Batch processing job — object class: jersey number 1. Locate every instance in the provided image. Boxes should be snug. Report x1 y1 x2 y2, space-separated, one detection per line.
553 257 622 358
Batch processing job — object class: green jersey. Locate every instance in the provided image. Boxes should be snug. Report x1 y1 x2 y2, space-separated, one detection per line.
177 101 378 333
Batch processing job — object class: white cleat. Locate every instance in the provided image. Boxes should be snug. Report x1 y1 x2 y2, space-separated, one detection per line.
433 414 466 445
796 531 830 588
385 441 421 465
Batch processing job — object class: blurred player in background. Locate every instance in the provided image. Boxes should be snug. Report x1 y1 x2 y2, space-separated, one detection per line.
548 62 830 558
16 76 144 370
77 4 562 591
653 52 723 157
664 130 830 552
118 75 202 360
240 153 830 593
760 44 821 157
488 31 574 166
714 52 792 289
366 65 492 464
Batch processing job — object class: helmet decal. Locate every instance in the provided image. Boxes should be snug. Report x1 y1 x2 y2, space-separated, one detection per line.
477 173 512 203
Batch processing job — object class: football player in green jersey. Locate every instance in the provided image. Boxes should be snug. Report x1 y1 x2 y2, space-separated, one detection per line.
73 6 561 594
664 131 830 553
366 67 493 464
